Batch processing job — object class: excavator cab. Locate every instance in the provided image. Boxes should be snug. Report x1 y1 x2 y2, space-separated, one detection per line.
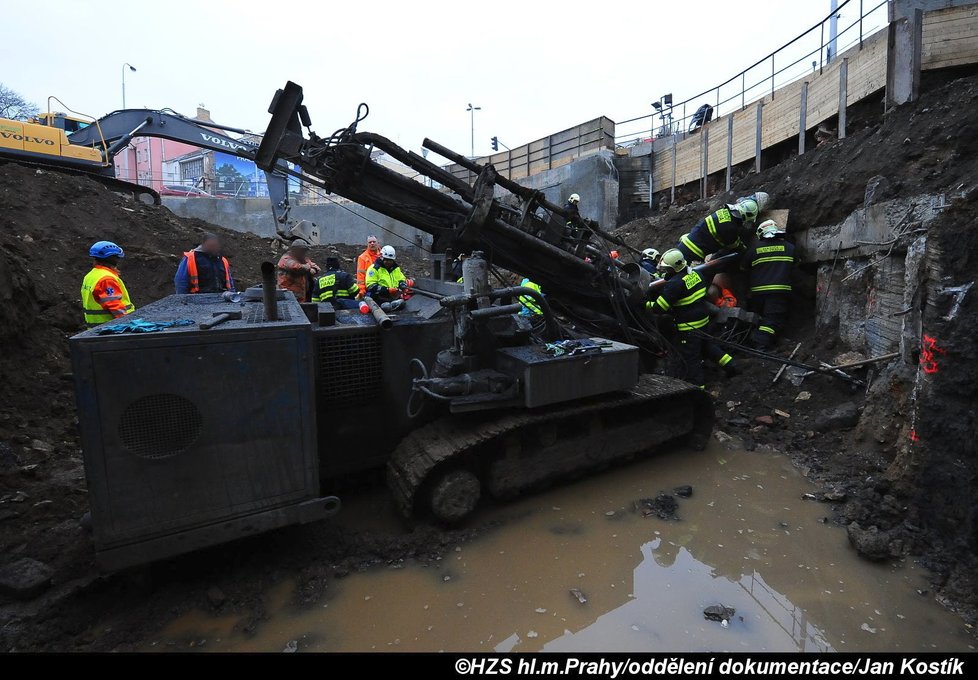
34 112 92 135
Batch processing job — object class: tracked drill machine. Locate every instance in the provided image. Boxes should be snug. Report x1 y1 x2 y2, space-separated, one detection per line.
70 82 715 569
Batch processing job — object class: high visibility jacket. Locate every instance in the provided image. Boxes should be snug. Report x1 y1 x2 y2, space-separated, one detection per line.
646 268 710 331
365 260 406 294
177 250 233 294
518 278 543 316
81 265 135 326
679 206 747 260
356 248 381 295
742 237 795 294
312 269 359 302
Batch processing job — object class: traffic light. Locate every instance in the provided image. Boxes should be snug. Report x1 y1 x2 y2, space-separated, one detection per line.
491 136 499 151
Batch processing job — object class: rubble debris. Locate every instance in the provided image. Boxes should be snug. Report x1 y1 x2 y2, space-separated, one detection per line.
569 588 588 605
813 403 860 432
703 604 736 622
282 640 298 653
673 485 693 498
206 587 227 608
773 409 790 419
0 557 54 599
755 415 775 426
795 391 812 402
637 493 679 520
847 523 904 561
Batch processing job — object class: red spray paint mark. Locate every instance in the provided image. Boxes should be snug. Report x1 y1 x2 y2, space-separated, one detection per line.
920 334 946 374
909 429 920 443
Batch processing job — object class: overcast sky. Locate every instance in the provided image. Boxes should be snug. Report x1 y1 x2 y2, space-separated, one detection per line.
2 0 887 158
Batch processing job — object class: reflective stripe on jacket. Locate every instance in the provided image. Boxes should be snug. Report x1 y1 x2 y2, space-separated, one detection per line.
742 238 795 294
680 207 746 259
518 278 543 316
646 268 710 331
313 270 359 302
365 260 406 293
81 265 134 326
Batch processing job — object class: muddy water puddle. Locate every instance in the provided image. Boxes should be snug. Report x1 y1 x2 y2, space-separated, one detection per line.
149 444 974 652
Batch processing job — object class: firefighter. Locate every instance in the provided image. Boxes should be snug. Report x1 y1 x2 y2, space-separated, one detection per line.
277 239 320 302
174 232 234 294
565 193 581 218
312 256 360 309
646 249 737 388
80 241 135 326
365 245 408 305
356 235 382 296
676 191 770 263
518 278 544 316
639 248 661 275
742 219 795 349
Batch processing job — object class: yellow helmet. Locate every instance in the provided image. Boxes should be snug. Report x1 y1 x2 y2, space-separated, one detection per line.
657 248 687 274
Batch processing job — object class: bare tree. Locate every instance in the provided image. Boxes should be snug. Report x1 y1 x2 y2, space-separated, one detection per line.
0 84 40 121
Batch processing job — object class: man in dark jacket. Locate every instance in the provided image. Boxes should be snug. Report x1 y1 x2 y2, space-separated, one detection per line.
312 257 360 309
742 219 795 349
646 249 737 388
675 192 769 262
174 233 235 294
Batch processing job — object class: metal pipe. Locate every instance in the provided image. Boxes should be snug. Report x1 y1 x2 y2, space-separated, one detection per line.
470 303 523 319
260 261 278 322
363 296 393 330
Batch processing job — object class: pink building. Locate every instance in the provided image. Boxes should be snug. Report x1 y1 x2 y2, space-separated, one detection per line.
112 106 215 191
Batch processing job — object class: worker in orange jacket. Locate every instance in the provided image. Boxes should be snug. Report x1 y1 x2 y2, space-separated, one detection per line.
80 241 135 326
356 235 382 296
277 239 320 302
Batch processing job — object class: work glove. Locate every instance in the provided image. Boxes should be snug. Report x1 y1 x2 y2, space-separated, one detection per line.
388 287 399 295
397 281 408 290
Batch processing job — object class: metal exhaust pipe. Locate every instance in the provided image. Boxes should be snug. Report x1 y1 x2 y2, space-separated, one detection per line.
363 296 393 330
260 261 278 321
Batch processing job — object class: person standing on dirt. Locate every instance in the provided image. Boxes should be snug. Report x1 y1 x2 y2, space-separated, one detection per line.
356 235 382 296
742 219 795 349
646 249 737 388
174 233 235 295
80 241 135 326
312 256 360 310
676 192 770 263
277 239 320 302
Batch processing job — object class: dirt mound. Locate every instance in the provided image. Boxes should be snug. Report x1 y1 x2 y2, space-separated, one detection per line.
617 74 978 251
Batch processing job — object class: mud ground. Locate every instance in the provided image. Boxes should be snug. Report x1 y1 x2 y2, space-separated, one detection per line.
2 74 977 650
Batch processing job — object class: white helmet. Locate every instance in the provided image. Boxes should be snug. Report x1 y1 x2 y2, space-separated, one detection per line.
756 219 785 239
641 248 660 261
380 245 396 259
568 193 581 204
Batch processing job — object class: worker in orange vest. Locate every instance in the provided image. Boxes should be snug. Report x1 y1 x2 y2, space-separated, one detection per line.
80 241 135 326
277 239 320 302
356 234 382 296
174 233 234 294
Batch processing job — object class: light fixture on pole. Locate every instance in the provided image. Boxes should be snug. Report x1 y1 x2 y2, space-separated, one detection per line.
122 63 137 109
466 103 481 158
651 93 673 138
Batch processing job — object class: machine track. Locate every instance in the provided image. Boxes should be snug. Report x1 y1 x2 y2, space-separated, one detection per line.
386 374 714 521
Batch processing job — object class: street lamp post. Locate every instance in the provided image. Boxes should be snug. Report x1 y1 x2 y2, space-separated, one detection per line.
466 103 481 158
122 63 137 109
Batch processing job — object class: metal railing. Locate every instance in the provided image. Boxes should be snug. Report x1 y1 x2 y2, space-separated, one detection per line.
615 0 889 147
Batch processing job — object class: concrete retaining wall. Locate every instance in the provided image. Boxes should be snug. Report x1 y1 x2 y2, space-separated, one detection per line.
162 196 433 255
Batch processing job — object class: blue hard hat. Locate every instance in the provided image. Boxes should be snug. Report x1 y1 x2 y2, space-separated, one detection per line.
89 241 124 259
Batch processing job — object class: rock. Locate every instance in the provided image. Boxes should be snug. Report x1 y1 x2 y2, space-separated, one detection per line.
31 500 53 512
206 586 227 608
847 523 903 560
813 402 860 432
795 391 812 402
569 588 587 605
29 439 53 453
714 430 734 443
726 416 751 428
673 485 693 498
282 640 298 653
0 443 21 470
823 490 847 502
703 604 736 622
773 409 790 418
833 351 866 366
864 175 893 206
637 493 679 520
0 557 54 599
755 415 775 426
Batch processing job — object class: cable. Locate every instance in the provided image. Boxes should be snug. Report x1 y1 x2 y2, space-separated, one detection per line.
299 182 432 253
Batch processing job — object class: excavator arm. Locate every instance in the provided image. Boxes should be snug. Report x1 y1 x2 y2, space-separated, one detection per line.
67 109 293 230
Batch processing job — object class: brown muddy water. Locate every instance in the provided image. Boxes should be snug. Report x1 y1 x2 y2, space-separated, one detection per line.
147 443 974 652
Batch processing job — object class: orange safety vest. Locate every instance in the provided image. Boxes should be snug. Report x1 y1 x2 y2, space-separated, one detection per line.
183 250 231 293
716 286 737 308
